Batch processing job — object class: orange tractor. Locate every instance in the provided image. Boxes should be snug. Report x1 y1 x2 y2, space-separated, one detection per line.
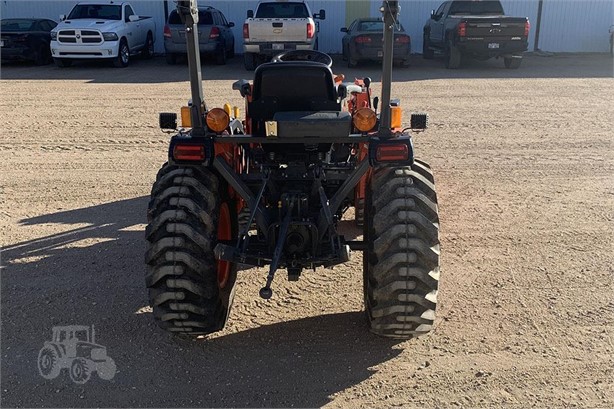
147 0 440 338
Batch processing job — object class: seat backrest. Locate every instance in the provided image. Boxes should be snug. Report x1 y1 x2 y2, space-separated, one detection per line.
249 62 340 135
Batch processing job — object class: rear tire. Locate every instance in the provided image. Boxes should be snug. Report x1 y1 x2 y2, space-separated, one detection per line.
165 52 177 65
504 56 522 69
363 164 440 339
228 40 235 58
142 32 154 59
348 58 358 68
445 39 461 69
422 35 434 60
145 164 238 335
244 52 256 71
54 58 72 68
216 42 227 65
37 346 60 379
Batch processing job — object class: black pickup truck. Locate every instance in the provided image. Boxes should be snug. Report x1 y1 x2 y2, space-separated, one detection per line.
423 0 529 69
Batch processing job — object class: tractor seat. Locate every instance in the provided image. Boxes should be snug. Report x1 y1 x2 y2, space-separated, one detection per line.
249 62 341 136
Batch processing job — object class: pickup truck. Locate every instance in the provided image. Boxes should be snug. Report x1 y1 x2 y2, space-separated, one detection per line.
50 2 155 68
242 0 325 70
423 0 529 69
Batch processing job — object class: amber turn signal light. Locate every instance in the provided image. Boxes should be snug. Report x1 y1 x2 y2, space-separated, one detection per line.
352 108 377 132
206 108 230 133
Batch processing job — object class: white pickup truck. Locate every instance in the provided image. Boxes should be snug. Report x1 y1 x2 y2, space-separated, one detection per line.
50 2 155 68
242 0 325 70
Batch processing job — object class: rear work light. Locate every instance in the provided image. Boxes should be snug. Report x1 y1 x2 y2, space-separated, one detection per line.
354 36 371 44
209 26 220 39
243 23 249 39
458 22 467 37
163 24 172 38
173 144 206 162
376 144 409 162
307 23 314 39
524 20 530 37
395 35 410 44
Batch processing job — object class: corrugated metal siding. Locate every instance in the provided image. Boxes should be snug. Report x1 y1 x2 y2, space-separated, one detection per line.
1 0 612 53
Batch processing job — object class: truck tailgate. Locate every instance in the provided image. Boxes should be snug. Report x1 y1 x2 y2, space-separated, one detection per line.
463 17 528 38
248 18 308 42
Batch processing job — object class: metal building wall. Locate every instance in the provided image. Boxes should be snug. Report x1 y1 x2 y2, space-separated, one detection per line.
1 0 612 54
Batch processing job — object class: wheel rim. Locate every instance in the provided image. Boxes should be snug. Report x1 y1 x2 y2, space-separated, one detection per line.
121 44 129 64
72 361 83 379
216 202 232 288
40 353 52 373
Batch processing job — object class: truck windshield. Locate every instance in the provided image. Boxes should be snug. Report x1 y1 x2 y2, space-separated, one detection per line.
449 1 504 15
168 10 213 25
256 2 309 19
67 5 122 20
0 19 36 31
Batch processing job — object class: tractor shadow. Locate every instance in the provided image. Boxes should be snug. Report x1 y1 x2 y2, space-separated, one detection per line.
1 198 403 408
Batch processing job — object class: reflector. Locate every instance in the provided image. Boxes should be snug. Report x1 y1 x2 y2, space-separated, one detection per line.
173 145 206 162
376 144 409 162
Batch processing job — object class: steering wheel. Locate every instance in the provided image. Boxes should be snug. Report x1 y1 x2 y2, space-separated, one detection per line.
271 50 333 68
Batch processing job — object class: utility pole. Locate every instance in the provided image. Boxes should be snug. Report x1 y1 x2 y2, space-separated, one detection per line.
533 0 543 52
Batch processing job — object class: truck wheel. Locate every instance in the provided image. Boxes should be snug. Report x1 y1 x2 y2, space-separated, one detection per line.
69 358 93 384
504 56 522 69
348 58 358 68
113 38 130 68
215 42 227 65
165 52 177 65
444 40 461 69
228 40 235 58
363 165 440 339
422 36 434 60
34 44 51 65
145 164 238 335
142 32 154 59
37 346 61 379
244 52 256 71
54 58 72 68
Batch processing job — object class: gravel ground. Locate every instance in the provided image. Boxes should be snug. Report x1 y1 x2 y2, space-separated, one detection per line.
1 53 613 408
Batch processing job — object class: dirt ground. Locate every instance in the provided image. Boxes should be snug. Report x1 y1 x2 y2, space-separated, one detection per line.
1 53 613 408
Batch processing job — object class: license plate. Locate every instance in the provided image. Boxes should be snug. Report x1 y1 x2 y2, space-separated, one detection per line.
272 43 284 50
0 40 4 47
377 50 383 57
488 42 500 49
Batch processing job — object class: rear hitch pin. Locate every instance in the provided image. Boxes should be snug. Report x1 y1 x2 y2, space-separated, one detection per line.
259 197 295 299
